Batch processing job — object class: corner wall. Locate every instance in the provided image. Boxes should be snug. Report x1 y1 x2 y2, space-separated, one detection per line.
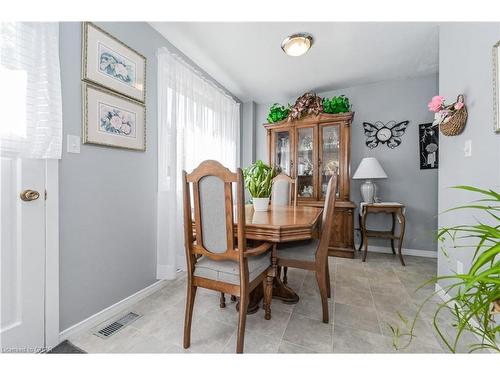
58 22 239 331
437 23 500 285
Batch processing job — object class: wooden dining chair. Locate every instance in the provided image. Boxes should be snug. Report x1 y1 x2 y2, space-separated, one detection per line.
274 173 337 323
271 173 297 207
182 160 275 353
270 173 297 285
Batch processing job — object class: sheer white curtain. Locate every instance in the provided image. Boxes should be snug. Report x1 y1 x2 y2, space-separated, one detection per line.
157 47 240 279
0 22 62 159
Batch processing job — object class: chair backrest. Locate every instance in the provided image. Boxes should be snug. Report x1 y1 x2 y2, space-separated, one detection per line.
183 160 246 268
316 173 338 260
271 174 297 207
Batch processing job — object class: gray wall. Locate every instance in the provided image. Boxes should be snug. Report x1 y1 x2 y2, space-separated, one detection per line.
437 23 500 285
251 74 438 251
241 101 256 168
59 22 238 330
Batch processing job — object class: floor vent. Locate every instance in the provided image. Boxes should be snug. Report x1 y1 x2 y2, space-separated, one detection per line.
94 312 141 339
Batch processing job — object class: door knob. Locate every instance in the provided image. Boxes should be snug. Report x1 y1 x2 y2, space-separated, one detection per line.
20 189 40 202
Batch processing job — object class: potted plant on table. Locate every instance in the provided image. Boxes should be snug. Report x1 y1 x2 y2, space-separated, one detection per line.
243 160 276 212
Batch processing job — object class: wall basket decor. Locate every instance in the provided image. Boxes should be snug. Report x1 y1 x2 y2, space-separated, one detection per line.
362 120 409 149
428 94 467 136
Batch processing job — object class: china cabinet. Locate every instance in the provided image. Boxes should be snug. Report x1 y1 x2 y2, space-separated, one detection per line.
264 112 355 258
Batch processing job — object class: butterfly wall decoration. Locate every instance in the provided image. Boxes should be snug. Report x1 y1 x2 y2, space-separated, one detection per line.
362 120 409 149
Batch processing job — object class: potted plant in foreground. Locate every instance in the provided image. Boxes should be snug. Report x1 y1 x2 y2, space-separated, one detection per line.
243 160 276 212
391 186 499 353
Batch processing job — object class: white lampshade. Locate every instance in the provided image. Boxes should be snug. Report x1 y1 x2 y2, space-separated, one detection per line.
352 157 388 179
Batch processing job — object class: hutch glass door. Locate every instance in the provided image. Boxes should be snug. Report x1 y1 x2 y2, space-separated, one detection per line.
273 130 292 175
296 127 315 199
320 124 340 198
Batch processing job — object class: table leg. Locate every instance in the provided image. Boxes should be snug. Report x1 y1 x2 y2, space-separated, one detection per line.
272 270 300 304
236 278 300 314
235 285 263 315
390 213 396 255
362 211 369 262
396 210 406 266
356 213 364 251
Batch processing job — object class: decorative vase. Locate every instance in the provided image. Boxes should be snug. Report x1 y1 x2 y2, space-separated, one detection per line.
253 197 270 212
360 180 375 203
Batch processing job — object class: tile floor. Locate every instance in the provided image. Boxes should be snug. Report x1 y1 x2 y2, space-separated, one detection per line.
71 252 482 353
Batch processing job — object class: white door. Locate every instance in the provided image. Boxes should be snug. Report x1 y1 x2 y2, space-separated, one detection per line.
0 157 46 353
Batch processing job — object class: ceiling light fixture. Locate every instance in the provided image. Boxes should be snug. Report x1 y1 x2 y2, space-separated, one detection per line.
281 33 313 57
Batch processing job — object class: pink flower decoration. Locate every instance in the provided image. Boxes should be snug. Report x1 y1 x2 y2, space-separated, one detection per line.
121 123 131 135
110 115 123 129
428 95 445 112
454 101 464 110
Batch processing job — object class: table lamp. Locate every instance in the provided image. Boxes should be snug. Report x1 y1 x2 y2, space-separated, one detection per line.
352 157 387 203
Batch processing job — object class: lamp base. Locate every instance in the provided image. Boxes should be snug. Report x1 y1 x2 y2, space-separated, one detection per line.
360 180 375 203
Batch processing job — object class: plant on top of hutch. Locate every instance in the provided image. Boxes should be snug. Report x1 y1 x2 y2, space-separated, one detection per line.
322 95 351 114
267 103 290 123
266 93 352 124
264 91 355 258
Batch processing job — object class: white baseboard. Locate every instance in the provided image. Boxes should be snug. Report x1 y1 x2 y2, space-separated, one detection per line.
59 280 169 343
156 264 177 280
354 244 437 258
435 282 449 299
435 283 498 352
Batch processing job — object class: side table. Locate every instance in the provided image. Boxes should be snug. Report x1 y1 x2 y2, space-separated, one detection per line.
358 202 406 266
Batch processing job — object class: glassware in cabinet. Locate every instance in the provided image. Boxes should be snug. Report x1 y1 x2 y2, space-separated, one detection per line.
320 125 340 198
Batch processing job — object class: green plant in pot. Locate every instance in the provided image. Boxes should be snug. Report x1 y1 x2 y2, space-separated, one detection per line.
390 186 499 353
267 103 290 123
322 95 351 114
243 160 276 212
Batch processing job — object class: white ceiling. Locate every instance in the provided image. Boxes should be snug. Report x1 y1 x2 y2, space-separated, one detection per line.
150 22 439 104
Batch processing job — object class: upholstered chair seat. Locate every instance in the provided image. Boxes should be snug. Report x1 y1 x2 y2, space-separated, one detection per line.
194 252 271 284
276 239 318 262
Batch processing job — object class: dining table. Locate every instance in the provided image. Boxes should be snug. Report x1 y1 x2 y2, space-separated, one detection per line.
241 204 323 313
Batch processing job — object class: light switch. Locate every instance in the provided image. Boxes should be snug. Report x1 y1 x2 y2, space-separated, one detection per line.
464 140 472 157
457 260 464 274
67 135 81 154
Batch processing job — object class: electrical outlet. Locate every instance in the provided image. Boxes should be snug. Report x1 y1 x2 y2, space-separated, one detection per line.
457 260 464 274
464 140 472 157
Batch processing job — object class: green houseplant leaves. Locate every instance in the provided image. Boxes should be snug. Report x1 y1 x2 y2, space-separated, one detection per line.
242 160 276 198
267 103 290 123
391 186 500 353
266 95 351 123
322 95 351 114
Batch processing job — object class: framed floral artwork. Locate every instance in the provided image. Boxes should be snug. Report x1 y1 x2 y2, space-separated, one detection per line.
82 22 146 103
83 83 146 151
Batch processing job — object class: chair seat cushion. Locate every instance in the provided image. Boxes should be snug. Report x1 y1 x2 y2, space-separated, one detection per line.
277 239 318 262
194 252 271 284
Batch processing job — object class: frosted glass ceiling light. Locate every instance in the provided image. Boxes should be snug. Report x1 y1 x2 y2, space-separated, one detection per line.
281 33 313 57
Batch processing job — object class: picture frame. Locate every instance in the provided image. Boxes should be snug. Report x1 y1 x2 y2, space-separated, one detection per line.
82 22 146 103
419 123 439 170
83 83 146 151
493 40 500 132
